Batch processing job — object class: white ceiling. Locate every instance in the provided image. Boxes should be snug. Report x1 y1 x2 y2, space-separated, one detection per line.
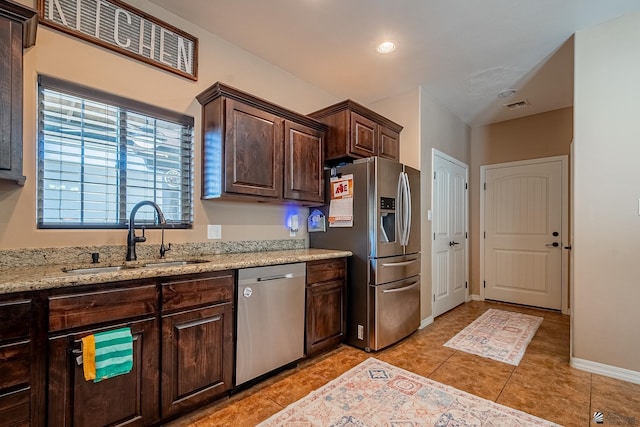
147 0 640 126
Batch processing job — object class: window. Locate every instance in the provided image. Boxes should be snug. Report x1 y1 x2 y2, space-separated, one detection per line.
37 76 194 229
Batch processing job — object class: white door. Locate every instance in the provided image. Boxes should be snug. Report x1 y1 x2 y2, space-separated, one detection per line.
432 152 468 317
483 159 563 310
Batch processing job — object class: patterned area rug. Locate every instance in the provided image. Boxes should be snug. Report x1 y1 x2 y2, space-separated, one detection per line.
444 308 543 365
258 358 559 426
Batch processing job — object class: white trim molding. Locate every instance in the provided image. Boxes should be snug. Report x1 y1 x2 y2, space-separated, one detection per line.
571 357 640 385
470 294 483 301
420 316 434 329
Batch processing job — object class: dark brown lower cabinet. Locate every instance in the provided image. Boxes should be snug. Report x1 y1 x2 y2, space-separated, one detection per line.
161 302 234 417
160 271 235 418
305 258 347 356
47 318 159 427
0 295 39 427
0 387 30 426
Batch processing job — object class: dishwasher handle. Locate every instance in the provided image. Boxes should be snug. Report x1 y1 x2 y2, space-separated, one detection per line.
257 273 294 282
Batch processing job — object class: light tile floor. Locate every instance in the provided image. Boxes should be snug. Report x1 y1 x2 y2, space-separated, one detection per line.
167 301 640 427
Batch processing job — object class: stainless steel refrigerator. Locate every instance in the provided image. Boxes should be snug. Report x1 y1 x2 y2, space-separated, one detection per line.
309 156 420 351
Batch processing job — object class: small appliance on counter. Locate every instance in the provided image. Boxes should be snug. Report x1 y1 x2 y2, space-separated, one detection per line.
310 156 421 352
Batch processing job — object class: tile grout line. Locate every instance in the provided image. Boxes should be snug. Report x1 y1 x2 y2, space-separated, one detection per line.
494 362 518 403
493 316 543 403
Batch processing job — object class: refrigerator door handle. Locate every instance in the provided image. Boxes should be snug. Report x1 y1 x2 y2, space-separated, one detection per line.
381 281 420 294
381 260 419 268
396 172 404 245
403 172 412 247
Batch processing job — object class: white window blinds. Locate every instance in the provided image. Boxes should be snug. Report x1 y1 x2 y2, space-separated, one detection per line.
37 76 194 228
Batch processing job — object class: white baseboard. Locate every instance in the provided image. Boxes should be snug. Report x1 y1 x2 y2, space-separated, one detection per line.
419 316 434 329
571 357 640 385
470 294 483 301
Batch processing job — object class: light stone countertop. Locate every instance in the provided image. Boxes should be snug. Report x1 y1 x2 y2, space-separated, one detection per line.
0 248 352 295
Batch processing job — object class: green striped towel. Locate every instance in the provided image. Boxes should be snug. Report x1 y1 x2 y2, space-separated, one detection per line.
93 327 133 383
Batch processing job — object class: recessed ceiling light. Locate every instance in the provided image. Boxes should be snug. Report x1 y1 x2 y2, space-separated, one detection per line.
498 89 517 98
377 41 396 54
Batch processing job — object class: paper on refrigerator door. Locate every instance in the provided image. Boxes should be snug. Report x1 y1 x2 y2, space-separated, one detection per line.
329 174 353 227
329 198 353 227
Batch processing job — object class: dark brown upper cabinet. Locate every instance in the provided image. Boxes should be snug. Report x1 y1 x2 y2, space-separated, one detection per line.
309 100 402 165
197 83 326 205
0 0 37 185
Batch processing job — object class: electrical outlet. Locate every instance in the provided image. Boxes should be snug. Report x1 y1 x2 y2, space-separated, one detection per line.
357 324 364 340
207 224 221 240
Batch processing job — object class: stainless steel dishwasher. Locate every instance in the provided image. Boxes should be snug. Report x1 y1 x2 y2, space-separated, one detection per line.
236 262 306 386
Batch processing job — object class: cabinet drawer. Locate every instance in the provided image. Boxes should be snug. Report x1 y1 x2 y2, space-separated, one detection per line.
0 299 31 341
306 258 346 284
161 271 234 312
0 387 30 427
49 284 157 332
0 341 30 390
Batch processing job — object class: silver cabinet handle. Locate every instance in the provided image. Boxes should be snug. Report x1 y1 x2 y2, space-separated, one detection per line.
382 282 419 294
257 273 293 281
381 260 418 267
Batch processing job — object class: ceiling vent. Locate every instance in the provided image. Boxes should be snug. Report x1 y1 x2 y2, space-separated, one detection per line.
504 99 530 110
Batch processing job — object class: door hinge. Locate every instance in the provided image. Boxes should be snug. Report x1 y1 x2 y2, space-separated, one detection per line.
483 231 486 239
465 182 468 190
433 232 436 240
433 294 435 302
465 281 468 289
484 182 486 190
465 232 468 239
433 171 436 180
483 281 486 288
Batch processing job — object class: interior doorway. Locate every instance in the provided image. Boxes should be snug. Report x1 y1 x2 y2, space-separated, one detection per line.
480 156 569 312
432 150 468 317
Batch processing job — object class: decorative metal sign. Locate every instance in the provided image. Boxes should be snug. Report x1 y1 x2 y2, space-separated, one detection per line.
38 0 198 80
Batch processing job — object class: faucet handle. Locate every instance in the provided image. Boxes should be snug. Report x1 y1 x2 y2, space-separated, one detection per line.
135 226 146 243
160 243 171 258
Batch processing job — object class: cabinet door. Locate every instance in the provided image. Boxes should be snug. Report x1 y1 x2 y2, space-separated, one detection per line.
0 387 30 427
284 121 324 203
48 318 159 427
0 15 20 174
349 111 377 158
161 302 233 418
305 280 346 356
224 99 283 198
378 124 400 160
0 298 32 427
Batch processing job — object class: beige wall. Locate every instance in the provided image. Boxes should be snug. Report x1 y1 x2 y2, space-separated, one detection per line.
420 88 471 320
369 89 421 171
351 88 471 323
469 108 573 295
573 11 640 372
1 0 341 249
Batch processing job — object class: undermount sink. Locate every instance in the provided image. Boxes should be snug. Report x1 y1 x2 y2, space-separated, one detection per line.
63 265 130 274
63 259 207 274
142 260 206 268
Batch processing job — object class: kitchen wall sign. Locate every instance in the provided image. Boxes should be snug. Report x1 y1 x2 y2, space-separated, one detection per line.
38 0 198 80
